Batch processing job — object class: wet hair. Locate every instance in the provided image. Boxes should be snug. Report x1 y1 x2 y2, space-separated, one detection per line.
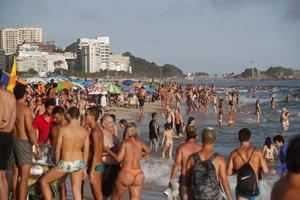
238 128 252 142
264 137 272 149
14 85 27 100
187 116 195 126
45 98 56 108
286 135 300 173
86 106 100 120
202 127 216 144
164 123 172 130
273 135 285 144
52 106 65 115
67 107 80 119
119 119 127 127
186 125 197 139
151 112 157 119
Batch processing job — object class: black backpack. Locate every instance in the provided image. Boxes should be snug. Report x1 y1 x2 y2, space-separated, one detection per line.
190 153 223 200
236 148 259 197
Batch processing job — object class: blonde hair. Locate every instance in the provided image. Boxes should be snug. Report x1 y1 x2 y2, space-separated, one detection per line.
125 122 139 138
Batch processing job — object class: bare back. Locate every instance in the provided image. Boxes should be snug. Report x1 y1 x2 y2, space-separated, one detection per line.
229 147 267 181
122 138 145 169
0 89 16 132
178 141 201 175
14 102 33 140
58 124 88 161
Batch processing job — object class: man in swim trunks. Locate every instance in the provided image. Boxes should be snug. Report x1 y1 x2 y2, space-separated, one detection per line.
11 85 40 200
0 70 16 200
49 106 68 200
226 128 269 200
138 87 146 113
101 115 121 199
104 123 150 200
218 98 224 126
41 107 89 200
85 106 104 200
169 125 202 200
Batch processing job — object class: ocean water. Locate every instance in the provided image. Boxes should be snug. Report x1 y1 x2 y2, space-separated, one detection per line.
134 80 300 200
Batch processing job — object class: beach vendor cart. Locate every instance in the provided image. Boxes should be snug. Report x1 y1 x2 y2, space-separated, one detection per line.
25 145 68 200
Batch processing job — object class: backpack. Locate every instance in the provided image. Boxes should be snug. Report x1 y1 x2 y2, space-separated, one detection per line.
190 153 223 200
236 148 259 197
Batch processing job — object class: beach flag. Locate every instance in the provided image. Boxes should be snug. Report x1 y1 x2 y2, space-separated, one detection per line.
6 56 17 92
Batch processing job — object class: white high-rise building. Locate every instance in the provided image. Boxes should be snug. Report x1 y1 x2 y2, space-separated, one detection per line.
109 55 130 72
77 36 110 73
16 43 68 73
0 27 42 55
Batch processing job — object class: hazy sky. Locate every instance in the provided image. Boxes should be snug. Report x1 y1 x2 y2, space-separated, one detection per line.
1 0 300 74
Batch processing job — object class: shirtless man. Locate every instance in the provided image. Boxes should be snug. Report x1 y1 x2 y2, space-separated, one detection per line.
41 107 89 200
49 106 67 147
186 127 233 200
162 123 179 160
280 108 290 132
174 107 184 136
0 70 16 200
226 128 269 200
169 125 201 200
271 135 300 200
49 106 68 200
255 99 261 123
85 107 104 200
105 123 150 200
212 93 218 114
11 85 40 200
138 87 146 113
101 115 121 199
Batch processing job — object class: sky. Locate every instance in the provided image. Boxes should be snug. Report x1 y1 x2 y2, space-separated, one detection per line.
1 0 300 74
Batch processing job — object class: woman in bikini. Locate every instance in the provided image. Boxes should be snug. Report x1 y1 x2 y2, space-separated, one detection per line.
104 123 150 200
162 123 179 160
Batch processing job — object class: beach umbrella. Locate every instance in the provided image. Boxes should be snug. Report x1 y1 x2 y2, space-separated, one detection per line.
123 79 134 85
87 83 107 95
123 85 135 93
144 86 157 93
105 83 123 94
132 81 143 88
56 82 75 91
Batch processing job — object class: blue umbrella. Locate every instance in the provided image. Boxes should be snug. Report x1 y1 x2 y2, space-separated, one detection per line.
123 85 135 93
145 86 157 93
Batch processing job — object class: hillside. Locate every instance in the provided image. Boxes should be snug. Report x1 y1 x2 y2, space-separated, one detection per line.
235 66 300 80
122 52 183 78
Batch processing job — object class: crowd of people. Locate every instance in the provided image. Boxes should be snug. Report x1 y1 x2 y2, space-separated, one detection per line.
0 69 299 200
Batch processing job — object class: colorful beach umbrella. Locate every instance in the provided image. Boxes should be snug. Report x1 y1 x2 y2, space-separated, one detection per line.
144 86 157 93
56 82 74 91
105 83 123 94
87 83 107 95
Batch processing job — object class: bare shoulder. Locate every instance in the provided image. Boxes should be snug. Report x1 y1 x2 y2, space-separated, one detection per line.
254 148 263 156
215 154 225 163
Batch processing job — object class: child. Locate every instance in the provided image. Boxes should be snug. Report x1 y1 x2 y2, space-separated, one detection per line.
162 123 179 160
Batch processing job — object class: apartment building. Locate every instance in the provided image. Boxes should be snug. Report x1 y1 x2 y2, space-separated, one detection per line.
0 27 42 55
109 54 130 72
77 36 110 73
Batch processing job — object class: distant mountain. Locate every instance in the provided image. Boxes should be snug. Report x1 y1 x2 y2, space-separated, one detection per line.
235 66 300 79
122 52 184 78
